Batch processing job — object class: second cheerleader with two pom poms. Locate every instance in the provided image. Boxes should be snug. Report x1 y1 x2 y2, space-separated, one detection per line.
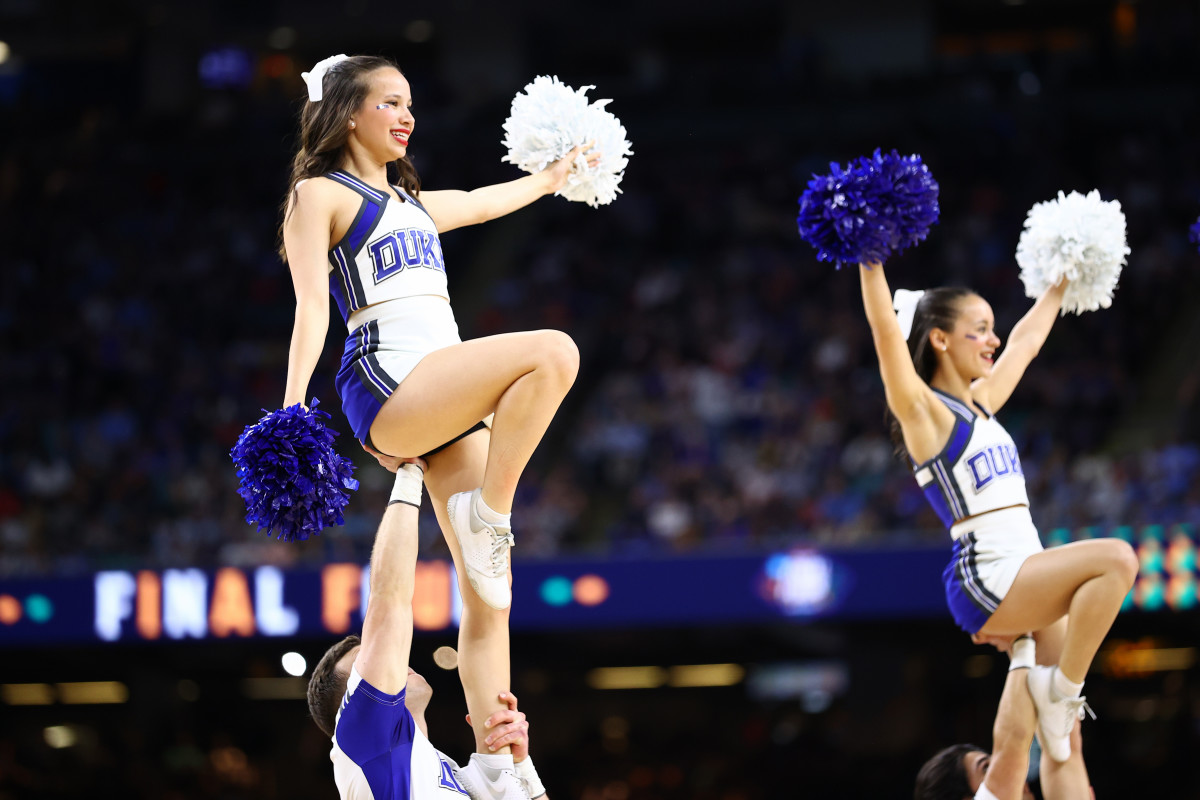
273 53 627 789
799 153 1139 773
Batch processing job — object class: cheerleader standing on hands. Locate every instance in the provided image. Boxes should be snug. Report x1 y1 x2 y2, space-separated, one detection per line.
858 252 1136 764
798 153 1138 766
279 54 594 775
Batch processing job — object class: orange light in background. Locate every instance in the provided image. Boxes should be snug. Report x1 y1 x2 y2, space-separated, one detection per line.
413 561 452 630
209 568 255 637
573 575 610 606
262 54 293 79
322 564 362 633
0 594 20 625
1114 2 1136 46
136 571 161 639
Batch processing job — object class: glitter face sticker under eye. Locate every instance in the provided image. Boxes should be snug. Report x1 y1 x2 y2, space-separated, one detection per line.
375 104 390 110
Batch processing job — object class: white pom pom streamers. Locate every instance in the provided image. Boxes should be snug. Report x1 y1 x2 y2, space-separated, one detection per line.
501 75 632 208
1015 190 1130 315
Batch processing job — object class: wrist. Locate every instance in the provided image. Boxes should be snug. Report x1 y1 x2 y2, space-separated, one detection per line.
513 756 545 799
389 462 424 507
1008 635 1036 671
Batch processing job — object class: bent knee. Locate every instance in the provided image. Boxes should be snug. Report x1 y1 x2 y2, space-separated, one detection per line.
534 330 580 384
1110 540 1139 588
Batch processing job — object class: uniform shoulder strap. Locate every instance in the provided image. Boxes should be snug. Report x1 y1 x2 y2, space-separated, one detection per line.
325 170 392 204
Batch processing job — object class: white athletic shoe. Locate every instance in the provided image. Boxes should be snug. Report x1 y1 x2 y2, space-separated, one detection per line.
1026 665 1094 763
455 755 530 800
447 489 514 610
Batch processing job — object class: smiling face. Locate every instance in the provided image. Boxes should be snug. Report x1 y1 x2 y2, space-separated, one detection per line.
932 294 1002 382
349 67 415 162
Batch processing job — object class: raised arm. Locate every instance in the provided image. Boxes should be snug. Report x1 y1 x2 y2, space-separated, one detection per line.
353 461 425 694
972 280 1066 414
281 180 337 408
859 263 952 462
418 144 596 234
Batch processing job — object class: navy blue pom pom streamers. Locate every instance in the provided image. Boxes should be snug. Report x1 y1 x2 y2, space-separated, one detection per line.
230 398 359 542
1189 217 1200 252
797 149 940 267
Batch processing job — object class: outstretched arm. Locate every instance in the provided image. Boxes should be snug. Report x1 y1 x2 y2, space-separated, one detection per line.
977 636 1038 800
354 460 425 694
859 263 953 462
419 144 598 233
972 280 1066 414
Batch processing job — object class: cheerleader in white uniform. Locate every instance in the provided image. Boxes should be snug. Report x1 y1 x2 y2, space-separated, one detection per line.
278 54 595 780
857 261 1138 763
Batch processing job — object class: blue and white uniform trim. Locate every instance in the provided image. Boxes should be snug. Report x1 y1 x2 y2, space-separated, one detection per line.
913 389 1029 528
330 665 471 799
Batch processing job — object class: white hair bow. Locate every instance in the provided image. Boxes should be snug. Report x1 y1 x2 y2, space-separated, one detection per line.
301 54 350 101
893 288 926 340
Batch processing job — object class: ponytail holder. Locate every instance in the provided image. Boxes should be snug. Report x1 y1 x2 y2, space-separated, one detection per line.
301 54 350 101
893 288 926 340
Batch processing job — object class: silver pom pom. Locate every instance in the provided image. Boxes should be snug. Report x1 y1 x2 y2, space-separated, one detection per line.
1015 190 1130 315
501 75 632 208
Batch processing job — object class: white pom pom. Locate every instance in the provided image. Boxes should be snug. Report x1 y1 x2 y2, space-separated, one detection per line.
1014 190 1130 315
501 75 633 208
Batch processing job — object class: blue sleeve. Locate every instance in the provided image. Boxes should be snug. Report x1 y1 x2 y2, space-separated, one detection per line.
334 666 418 765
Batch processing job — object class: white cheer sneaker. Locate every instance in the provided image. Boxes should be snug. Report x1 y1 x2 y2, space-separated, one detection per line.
447 489 514 610
1026 665 1094 763
455 755 530 800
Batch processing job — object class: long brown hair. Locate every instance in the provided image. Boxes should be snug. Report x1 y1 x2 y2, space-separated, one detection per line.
277 55 422 261
886 287 977 461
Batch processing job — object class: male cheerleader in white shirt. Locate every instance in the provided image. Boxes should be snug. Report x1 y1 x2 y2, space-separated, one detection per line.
306 457 548 800
914 635 1094 800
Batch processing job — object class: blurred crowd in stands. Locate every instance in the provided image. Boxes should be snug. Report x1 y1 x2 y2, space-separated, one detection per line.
4 7 1200 577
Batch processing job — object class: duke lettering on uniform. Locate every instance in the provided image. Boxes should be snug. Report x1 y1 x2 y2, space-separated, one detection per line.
369 228 446 283
967 444 1024 492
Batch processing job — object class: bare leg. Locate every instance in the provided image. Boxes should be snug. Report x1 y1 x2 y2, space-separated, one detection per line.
369 330 579 513
1040 719 1093 800
1033 617 1067 667
978 539 1137 683
425 430 511 754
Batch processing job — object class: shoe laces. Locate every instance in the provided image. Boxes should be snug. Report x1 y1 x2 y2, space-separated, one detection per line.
1067 696 1096 723
1052 695 1095 735
489 530 515 571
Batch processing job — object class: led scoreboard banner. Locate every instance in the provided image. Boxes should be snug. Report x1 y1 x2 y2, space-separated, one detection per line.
0 524 1195 646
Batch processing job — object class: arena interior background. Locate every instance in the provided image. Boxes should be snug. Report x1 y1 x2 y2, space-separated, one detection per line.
1 0 1198 797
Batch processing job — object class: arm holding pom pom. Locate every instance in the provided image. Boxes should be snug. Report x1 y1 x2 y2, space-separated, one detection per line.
420 143 599 234
282 179 337 408
859 262 955 463
972 279 1067 414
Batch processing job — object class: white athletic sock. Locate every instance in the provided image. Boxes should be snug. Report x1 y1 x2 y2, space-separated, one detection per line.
1053 666 1083 699
474 492 511 527
471 752 515 778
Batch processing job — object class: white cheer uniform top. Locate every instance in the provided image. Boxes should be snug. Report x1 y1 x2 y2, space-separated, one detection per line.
913 389 1030 529
331 666 470 799
322 170 449 327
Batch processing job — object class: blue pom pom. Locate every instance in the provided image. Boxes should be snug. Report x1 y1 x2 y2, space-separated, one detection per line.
230 398 359 542
1189 217 1200 252
797 149 940 267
